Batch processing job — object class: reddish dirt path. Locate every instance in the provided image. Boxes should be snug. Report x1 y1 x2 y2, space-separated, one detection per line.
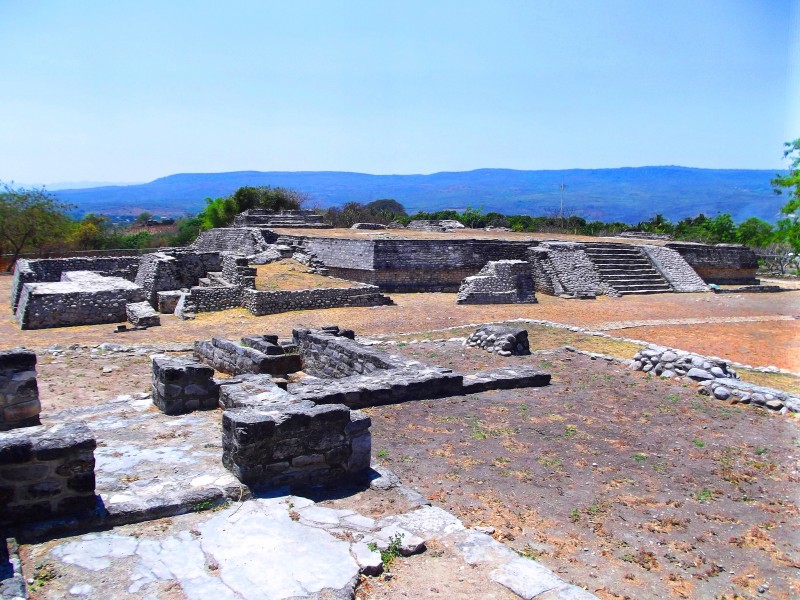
2 275 797 370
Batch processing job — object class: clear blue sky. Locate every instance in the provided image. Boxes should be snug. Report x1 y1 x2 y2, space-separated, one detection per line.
1 0 797 184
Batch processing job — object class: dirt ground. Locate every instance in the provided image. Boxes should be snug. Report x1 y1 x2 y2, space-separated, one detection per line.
366 341 800 600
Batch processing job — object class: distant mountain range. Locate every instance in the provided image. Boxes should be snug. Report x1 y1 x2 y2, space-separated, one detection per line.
51 167 785 224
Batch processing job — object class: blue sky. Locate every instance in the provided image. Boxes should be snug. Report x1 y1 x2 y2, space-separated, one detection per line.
1 0 797 184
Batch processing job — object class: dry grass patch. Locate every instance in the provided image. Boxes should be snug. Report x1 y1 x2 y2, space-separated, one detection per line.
254 259 358 291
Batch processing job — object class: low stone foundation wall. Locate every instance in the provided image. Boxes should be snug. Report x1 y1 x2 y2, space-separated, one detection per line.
221 404 371 488
293 327 403 378
0 349 40 431
11 256 140 311
632 345 737 380
152 356 219 415
15 272 146 330
192 227 279 254
194 337 302 376
187 285 244 313
0 423 96 526
242 285 392 316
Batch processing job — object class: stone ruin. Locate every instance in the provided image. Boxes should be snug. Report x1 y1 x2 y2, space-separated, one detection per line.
7 208 763 332
457 260 537 304
233 209 331 229
0 348 98 529
146 325 550 490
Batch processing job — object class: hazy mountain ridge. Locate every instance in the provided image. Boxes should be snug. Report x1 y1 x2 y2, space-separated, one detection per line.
52 167 784 224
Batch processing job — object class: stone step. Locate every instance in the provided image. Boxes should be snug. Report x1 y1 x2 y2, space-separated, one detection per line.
605 276 667 284
617 288 673 295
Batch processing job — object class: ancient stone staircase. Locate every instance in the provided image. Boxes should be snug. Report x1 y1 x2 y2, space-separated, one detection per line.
584 243 673 295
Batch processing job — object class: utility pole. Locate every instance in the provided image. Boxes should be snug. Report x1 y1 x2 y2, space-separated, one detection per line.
559 181 566 225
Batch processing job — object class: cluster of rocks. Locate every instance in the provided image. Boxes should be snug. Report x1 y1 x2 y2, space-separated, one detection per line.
0 349 40 431
632 344 799 413
696 378 799 412
456 260 537 304
464 326 531 356
632 345 737 380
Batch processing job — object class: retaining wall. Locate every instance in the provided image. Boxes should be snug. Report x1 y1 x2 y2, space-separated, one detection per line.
192 227 279 254
666 243 758 285
242 284 391 316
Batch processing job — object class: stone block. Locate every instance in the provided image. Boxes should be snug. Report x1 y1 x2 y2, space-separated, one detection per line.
222 405 371 488
0 349 40 431
0 423 96 525
152 356 219 415
126 301 161 327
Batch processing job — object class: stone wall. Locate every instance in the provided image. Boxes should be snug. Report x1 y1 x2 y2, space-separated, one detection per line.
666 242 759 285
0 423 96 525
291 237 532 292
11 256 139 311
15 272 146 330
637 245 709 292
186 286 243 313
241 285 392 316
151 356 219 415
220 255 256 289
135 250 222 306
293 327 404 378
456 260 536 304
221 404 371 488
194 337 302 376
192 227 279 254
528 242 606 297
0 349 40 431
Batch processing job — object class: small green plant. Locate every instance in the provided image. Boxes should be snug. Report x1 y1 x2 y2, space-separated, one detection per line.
537 455 563 469
692 488 715 503
380 533 405 569
569 508 580 522
632 453 647 463
755 447 768 456
516 543 542 560
667 394 680 403
693 439 705 448
377 449 389 459
564 424 578 438
194 500 215 512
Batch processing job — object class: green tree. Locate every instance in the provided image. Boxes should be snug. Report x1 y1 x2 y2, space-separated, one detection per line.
772 139 800 252
706 213 737 243
68 213 114 249
0 182 73 271
735 217 774 248
134 211 153 226
198 186 308 229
